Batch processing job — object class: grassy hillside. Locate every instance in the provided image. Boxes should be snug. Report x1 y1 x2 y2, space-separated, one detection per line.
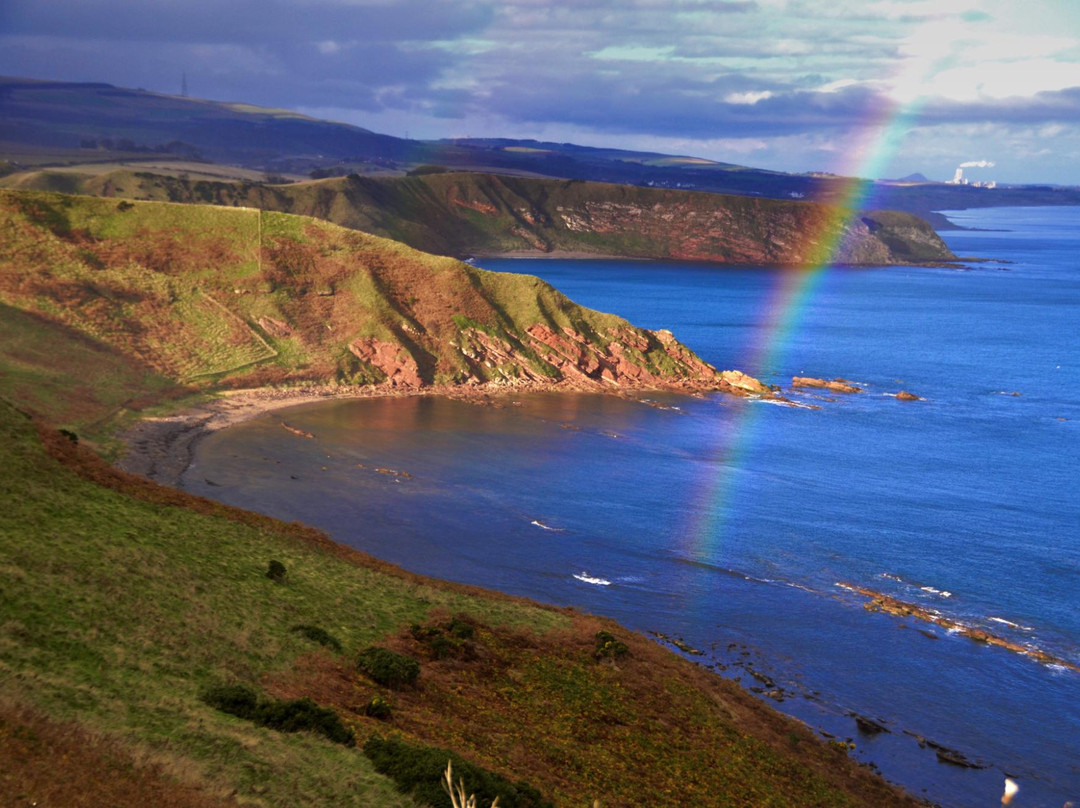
0 398 924 807
4 170 958 266
0 188 720 441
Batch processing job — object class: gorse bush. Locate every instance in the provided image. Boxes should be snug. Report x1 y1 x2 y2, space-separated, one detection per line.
364 695 393 720
291 623 343 652
357 646 421 688
593 630 629 661
257 697 355 745
201 683 259 717
201 684 354 746
409 615 478 660
363 735 552 808
266 559 287 582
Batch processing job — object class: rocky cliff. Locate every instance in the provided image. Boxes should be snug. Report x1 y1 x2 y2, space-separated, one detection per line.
11 170 958 266
0 190 744 427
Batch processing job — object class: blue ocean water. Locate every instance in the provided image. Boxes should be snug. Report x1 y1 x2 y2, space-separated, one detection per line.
185 207 1079 807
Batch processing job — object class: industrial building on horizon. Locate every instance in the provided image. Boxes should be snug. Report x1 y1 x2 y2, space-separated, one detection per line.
947 160 996 188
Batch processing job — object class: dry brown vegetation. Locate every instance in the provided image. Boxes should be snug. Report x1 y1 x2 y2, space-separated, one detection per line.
0 703 234 808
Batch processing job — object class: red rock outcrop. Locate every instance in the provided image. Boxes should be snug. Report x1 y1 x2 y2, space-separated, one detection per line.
793 376 862 393
348 337 424 388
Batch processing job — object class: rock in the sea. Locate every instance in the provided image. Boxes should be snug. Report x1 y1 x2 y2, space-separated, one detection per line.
851 714 890 736
895 390 921 401
719 369 776 396
792 376 862 394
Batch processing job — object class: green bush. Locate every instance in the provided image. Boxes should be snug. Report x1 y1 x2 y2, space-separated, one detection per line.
363 696 393 720
363 735 552 808
256 697 355 746
291 624 343 652
357 646 420 688
201 683 259 719
200 684 354 746
594 630 629 661
444 616 475 640
266 559 287 582
409 615 477 660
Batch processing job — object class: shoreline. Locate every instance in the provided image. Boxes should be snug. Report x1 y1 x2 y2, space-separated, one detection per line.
114 378 727 488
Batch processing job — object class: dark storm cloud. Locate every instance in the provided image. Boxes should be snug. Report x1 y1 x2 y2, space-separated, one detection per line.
0 0 494 45
0 0 489 110
918 87 1080 125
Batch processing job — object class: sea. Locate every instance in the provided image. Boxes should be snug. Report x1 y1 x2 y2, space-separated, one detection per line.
184 206 1079 808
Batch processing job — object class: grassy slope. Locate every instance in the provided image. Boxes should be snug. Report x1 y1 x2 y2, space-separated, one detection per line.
0 189 711 442
0 399 560 807
0 401 922 807
2 170 958 265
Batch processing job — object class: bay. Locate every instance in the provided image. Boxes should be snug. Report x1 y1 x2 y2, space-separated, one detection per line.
185 207 1080 808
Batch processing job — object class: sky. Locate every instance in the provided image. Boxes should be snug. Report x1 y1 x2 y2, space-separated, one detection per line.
2 0 1079 185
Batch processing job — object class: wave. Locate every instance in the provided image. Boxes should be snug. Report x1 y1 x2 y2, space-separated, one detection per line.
988 616 1034 632
531 519 565 532
573 572 612 586
920 585 953 598
878 571 952 599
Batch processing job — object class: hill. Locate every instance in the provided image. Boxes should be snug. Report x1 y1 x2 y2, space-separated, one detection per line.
0 188 742 444
3 75 1079 224
3 170 959 266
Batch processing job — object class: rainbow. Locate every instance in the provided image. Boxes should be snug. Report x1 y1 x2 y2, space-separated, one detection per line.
679 90 927 567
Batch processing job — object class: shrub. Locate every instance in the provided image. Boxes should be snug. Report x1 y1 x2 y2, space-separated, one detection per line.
363 735 552 808
363 696 393 720
201 683 259 720
291 624 343 652
444 616 475 640
201 685 354 746
266 559 287 582
410 615 477 660
357 646 420 688
256 697 355 746
594 630 629 661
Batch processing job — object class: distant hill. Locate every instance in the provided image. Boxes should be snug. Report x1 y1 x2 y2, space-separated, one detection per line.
2 169 959 267
890 173 931 183
4 75 1078 231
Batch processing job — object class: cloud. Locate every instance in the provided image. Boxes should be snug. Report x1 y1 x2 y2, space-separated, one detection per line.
0 0 1077 182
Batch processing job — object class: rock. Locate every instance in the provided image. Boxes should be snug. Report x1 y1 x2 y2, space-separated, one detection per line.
719 369 775 396
851 714 890 736
349 337 424 388
280 421 315 439
895 390 921 401
792 376 862 393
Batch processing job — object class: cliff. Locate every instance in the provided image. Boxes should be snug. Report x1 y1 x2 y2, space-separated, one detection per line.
0 189 736 432
7 170 958 266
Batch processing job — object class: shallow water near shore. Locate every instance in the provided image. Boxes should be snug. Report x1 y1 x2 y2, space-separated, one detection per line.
186 207 1080 807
